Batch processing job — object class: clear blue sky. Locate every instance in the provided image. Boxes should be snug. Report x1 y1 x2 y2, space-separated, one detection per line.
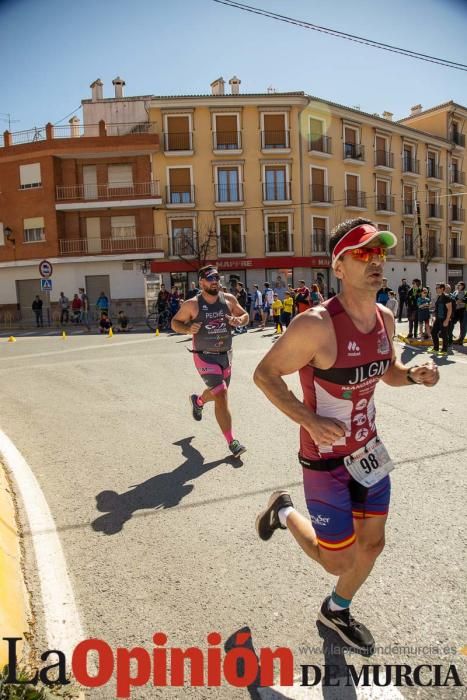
0 0 466 131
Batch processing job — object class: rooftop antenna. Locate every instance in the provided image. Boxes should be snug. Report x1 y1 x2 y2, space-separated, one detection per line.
0 113 20 130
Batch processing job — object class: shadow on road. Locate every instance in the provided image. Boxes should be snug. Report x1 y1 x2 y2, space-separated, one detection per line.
316 621 358 700
92 436 242 535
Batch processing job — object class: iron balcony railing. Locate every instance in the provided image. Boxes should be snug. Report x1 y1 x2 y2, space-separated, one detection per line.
376 195 395 212
166 185 195 205
260 130 290 149
343 143 365 160
345 190 366 208
262 181 292 201
169 234 198 257
450 132 465 147
375 150 394 168
214 183 244 203
59 235 163 255
212 131 242 150
265 232 294 254
403 157 420 174
2 122 157 147
218 233 246 256
449 243 464 259
310 184 333 203
56 181 160 201
311 230 328 253
163 132 193 151
427 203 443 219
308 134 332 154
403 200 415 215
450 170 465 185
428 243 443 258
450 207 465 222
404 237 415 257
427 163 443 179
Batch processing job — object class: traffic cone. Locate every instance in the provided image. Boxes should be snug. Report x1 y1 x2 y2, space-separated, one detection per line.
61 331 66 340
108 327 113 338
155 328 160 336
7 336 16 343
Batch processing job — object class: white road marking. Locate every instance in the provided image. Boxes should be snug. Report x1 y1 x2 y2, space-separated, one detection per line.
0 335 158 362
0 430 84 661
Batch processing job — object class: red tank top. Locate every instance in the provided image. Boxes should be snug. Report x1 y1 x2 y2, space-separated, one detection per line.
299 296 393 460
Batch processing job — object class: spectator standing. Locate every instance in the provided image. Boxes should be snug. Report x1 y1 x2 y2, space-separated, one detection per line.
407 279 422 339
186 281 200 300
386 291 398 325
397 278 410 321
295 280 310 314
260 282 274 329
250 284 262 327
417 288 431 339
430 283 452 355
169 286 181 317
79 288 91 331
453 282 466 344
32 295 43 328
376 278 392 306
445 284 457 347
235 283 248 334
58 292 69 325
272 294 283 333
71 294 82 323
310 283 324 306
281 291 294 328
327 287 337 299
273 275 287 301
96 292 109 316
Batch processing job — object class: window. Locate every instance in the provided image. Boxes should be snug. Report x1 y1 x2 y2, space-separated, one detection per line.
217 168 240 202
262 114 288 149
404 227 414 256
264 166 288 200
450 233 461 258
219 218 242 254
20 163 41 189
168 168 193 204
428 230 439 257
375 135 391 167
344 127 363 160
214 115 240 150
312 217 327 252
165 115 191 151
403 185 414 214
111 215 136 239
23 216 45 242
171 219 195 256
267 217 290 252
311 168 330 202
108 164 133 188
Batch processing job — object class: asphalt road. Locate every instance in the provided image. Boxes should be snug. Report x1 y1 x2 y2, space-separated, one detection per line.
0 327 466 699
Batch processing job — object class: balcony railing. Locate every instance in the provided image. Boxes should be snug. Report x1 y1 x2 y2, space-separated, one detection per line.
403 200 415 215
427 163 443 179
218 234 246 256
404 238 415 257
402 157 420 174
308 134 332 154
450 170 465 185
310 184 333 204
169 234 198 257
376 195 395 212
450 132 465 147
428 242 443 258
1 121 157 147
166 185 195 205
450 243 464 259
375 150 394 168
265 232 294 254
59 235 163 255
261 130 290 149
212 131 242 150
450 207 465 222
427 203 443 219
214 183 244 203
343 143 365 161
311 230 328 253
163 132 193 151
56 181 160 201
262 181 292 201
345 190 366 208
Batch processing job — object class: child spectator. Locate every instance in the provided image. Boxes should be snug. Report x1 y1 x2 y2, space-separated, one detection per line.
282 291 294 328
116 310 131 333
99 312 112 334
272 294 283 333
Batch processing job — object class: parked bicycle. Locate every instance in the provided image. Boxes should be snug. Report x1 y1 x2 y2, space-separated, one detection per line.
146 307 171 332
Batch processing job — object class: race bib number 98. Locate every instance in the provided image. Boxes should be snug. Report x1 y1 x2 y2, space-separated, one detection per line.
344 436 394 487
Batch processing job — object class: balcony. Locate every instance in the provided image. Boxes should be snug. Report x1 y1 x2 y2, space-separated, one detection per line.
343 143 365 162
450 131 465 148
308 134 332 155
169 233 198 257
450 170 465 186
426 163 443 180
265 232 294 254
165 185 195 207
56 181 160 201
402 200 415 216
260 130 290 151
218 234 246 256
345 190 366 208
449 243 464 259
310 184 333 205
376 195 395 213
374 150 394 169
450 206 465 223
163 132 193 153
212 131 242 152
428 242 443 259
426 203 443 220
404 238 415 257
2 120 158 148
262 181 292 203
59 234 163 256
214 183 244 204
402 157 420 175
311 230 328 253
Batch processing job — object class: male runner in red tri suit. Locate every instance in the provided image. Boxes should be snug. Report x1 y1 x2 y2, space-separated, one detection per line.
254 218 439 655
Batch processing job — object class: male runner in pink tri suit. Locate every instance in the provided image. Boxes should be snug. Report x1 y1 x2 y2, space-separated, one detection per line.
254 218 439 655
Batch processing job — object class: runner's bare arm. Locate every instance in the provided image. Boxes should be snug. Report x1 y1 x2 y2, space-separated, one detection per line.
171 299 202 335
379 307 439 387
225 293 249 327
254 311 346 444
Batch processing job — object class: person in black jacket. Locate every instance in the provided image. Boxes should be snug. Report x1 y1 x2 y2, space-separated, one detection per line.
32 295 43 328
407 279 422 338
397 278 410 321
430 283 453 355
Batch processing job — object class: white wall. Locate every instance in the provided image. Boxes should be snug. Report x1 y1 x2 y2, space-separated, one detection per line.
82 100 151 130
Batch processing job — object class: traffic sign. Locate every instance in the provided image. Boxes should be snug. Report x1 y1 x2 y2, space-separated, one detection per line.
40 279 52 291
39 260 53 278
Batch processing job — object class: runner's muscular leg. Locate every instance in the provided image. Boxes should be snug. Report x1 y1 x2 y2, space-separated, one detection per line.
286 511 356 575
212 388 232 433
334 515 386 601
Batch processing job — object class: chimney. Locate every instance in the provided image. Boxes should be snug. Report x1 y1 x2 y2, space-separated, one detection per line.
210 77 225 96
90 79 103 101
229 75 241 95
410 104 422 116
382 111 393 121
112 76 126 98
69 115 80 137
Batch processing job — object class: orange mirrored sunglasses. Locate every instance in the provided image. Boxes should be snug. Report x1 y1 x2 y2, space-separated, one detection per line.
344 246 387 263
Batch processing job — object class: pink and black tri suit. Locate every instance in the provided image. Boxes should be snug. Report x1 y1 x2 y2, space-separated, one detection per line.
299 296 393 551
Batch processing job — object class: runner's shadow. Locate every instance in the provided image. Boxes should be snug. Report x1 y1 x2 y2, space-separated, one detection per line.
92 436 241 535
316 621 358 699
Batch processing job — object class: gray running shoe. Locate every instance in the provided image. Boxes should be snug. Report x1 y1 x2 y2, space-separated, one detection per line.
189 394 203 421
228 439 246 458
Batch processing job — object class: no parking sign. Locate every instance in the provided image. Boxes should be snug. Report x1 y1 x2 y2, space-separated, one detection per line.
39 260 53 278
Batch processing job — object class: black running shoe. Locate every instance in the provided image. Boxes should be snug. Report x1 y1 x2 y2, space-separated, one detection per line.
318 596 375 656
229 439 246 458
189 394 203 421
255 490 293 541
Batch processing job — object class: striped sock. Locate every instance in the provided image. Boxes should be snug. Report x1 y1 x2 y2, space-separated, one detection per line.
328 589 352 612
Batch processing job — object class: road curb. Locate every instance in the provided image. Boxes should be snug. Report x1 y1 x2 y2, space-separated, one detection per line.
0 459 31 667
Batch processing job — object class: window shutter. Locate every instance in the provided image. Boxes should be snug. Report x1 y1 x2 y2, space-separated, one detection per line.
20 163 41 187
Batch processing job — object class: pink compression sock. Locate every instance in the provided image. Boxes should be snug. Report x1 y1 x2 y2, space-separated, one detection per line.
196 396 204 407
223 430 234 444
